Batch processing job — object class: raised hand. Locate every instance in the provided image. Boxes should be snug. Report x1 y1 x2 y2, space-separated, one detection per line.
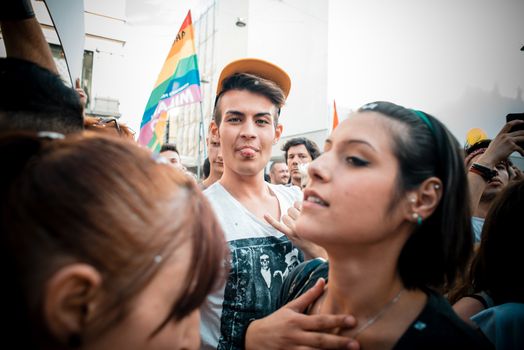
75 78 87 110
265 201 327 260
477 120 524 167
245 278 359 350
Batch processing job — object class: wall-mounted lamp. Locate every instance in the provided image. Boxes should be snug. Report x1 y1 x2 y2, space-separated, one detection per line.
235 17 247 27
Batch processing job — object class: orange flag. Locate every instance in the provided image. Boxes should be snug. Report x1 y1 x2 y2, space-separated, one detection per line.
332 100 339 130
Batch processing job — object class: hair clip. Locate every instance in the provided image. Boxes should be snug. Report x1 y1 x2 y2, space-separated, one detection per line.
361 103 378 110
37 131 65 140
412 110 435 133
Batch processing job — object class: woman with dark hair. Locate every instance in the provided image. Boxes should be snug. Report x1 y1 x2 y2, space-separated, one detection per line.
0 132 227 349
454 179 524 349
251 101 492 349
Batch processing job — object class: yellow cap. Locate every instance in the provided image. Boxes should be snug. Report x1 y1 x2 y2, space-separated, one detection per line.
216 58 291 98
466 128 488 148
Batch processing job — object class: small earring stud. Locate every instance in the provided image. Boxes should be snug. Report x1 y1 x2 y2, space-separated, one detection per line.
434 184 440 190
412 213 422 225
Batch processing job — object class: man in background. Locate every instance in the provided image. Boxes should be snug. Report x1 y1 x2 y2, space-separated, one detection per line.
201 132 224 190
282 137 320 187
268 159 289 185
160 143 186 172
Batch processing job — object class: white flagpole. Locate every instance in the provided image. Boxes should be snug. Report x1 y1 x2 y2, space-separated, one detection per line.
197 101 207 179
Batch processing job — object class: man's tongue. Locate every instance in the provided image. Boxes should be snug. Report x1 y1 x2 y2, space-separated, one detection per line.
240 148 256 158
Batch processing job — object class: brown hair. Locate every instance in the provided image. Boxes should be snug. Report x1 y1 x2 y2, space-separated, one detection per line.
84 116 136 140
213 73 285 127
470 179 524 304
0 132 227 346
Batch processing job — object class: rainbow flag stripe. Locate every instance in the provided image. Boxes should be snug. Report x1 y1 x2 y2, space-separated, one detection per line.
138 11 202 152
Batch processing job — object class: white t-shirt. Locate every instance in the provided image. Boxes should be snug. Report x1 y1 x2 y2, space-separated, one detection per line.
200 182 303 350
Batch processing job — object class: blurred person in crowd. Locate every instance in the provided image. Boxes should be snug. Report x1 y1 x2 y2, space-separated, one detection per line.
464 121 524 242
453 179 524 349
201 133 224 190
261 102 492 349
160 143 187 172
0 132 227 349
268 159 290 185
282 137 320 187
508 161 523 182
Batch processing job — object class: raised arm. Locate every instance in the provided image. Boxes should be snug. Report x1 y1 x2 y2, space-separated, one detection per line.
467 120 524 216
1 0 58 74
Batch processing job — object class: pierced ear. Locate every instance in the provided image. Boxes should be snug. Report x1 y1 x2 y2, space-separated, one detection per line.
408 177 443 222
44 264 102 345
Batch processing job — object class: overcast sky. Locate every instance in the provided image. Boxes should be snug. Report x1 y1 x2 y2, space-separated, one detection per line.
120 0 524 143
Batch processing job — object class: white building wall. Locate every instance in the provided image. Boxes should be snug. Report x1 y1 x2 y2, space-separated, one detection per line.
82 0 127 116
247 0 329 142
213 0 250 79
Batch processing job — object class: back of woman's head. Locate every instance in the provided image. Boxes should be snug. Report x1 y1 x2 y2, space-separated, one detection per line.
358 102 472 290
471 179 524 304
0 132 226 347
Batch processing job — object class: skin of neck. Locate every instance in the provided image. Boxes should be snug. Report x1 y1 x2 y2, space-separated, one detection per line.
291 175 301 187
220 166 270 200
318 225 411 318
475 197 492 218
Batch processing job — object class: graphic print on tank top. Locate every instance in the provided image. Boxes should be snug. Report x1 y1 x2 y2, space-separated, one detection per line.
217 236 303 349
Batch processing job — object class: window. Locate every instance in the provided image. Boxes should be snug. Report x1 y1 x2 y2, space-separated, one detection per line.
50 44 93 110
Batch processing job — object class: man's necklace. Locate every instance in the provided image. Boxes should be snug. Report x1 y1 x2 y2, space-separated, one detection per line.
351 288 405 338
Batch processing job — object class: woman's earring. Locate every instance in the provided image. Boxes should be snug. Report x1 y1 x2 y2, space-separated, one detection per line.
412 212 422 225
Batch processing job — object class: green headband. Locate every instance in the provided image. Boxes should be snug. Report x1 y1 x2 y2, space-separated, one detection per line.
412 110 435 134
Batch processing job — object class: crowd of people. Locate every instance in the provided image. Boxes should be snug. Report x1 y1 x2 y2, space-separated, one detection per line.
1 1 524 349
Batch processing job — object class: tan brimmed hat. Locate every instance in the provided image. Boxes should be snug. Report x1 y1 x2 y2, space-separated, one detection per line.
216 58 291 98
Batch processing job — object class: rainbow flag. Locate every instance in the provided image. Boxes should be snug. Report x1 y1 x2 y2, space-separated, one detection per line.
138 11 202 152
